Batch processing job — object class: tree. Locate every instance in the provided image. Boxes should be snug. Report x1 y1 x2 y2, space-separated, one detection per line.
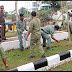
51 1 61 13
5 12 8 17
37 10 53 27
7 10 16 22
66 1 71 47
15 1 18 21
42 1 51 4
67 1 72 9
41 1 62 13
19 7 30 17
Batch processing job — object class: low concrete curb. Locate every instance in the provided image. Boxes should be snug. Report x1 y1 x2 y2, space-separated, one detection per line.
1 31 68 51
7 50 72 71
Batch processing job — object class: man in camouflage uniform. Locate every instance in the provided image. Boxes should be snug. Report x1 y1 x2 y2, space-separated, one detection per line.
41 25 60 50
16 14 27 51
0 25 8 68
0 5 6 40
26 11 46 58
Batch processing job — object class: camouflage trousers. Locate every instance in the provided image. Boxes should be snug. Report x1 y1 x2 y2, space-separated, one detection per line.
41 30 51 47
18 33 23 50
30 36 45 56
0 44 5 59
0 23 6 39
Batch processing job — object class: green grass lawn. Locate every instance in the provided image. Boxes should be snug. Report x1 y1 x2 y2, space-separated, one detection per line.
6 31 17 38
49 60 72 71
0 28 72 71
51 20 62 22
0 36 72 71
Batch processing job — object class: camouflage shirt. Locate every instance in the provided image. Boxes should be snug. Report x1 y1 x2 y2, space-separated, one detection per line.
0 10 5 24
41 25 55 38
16 19 27 34
0 28 2 44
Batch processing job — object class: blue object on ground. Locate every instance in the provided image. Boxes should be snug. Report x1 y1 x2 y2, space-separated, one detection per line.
5 23 9 25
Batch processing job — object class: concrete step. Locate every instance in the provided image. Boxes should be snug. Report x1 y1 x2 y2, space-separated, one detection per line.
1 31 68 51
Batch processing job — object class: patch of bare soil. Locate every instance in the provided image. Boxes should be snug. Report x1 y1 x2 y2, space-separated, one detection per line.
2 37 19 42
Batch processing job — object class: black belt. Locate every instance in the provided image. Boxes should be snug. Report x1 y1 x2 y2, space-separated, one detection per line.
41 29 48 34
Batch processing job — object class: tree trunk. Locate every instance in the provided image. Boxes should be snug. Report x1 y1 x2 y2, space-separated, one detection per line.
66 1 71 47
61 1 65 29
15 1 18 21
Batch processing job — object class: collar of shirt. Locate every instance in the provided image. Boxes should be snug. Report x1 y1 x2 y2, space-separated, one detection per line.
18 19 24 24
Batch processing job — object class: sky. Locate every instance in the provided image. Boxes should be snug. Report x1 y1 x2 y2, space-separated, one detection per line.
0 1 35 13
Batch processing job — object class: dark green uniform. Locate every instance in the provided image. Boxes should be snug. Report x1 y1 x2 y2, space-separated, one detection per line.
41 25 55 48
16 19 27 50
28 17 45 56
0 10 6 40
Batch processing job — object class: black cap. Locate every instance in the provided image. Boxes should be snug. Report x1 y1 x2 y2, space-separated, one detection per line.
20 14 24 17
54 25 59 30
53 22 56 25
31 11 36 16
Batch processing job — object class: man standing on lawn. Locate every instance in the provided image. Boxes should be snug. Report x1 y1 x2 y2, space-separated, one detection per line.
0 25 8 68
16 14 27 51
0 5 7 40
41 25 60 50
25 11 46 58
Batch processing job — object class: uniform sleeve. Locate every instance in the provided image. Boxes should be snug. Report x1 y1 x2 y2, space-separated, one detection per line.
50 30 54 38
16 21 21 33
28 21 33 33
24 20 27 31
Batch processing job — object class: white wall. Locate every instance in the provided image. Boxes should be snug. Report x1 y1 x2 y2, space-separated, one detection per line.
50 9 72 20
1 31 68 51
5 19 12 23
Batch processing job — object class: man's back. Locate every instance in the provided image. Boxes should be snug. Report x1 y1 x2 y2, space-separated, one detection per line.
42 25 55 34
30 17 41 37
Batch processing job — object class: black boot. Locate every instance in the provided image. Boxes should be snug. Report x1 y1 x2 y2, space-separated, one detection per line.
20 48 24 52
28 56 35 58
41 53 46 58
43 45 46 47
47 47 53 50
4 38 8 40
